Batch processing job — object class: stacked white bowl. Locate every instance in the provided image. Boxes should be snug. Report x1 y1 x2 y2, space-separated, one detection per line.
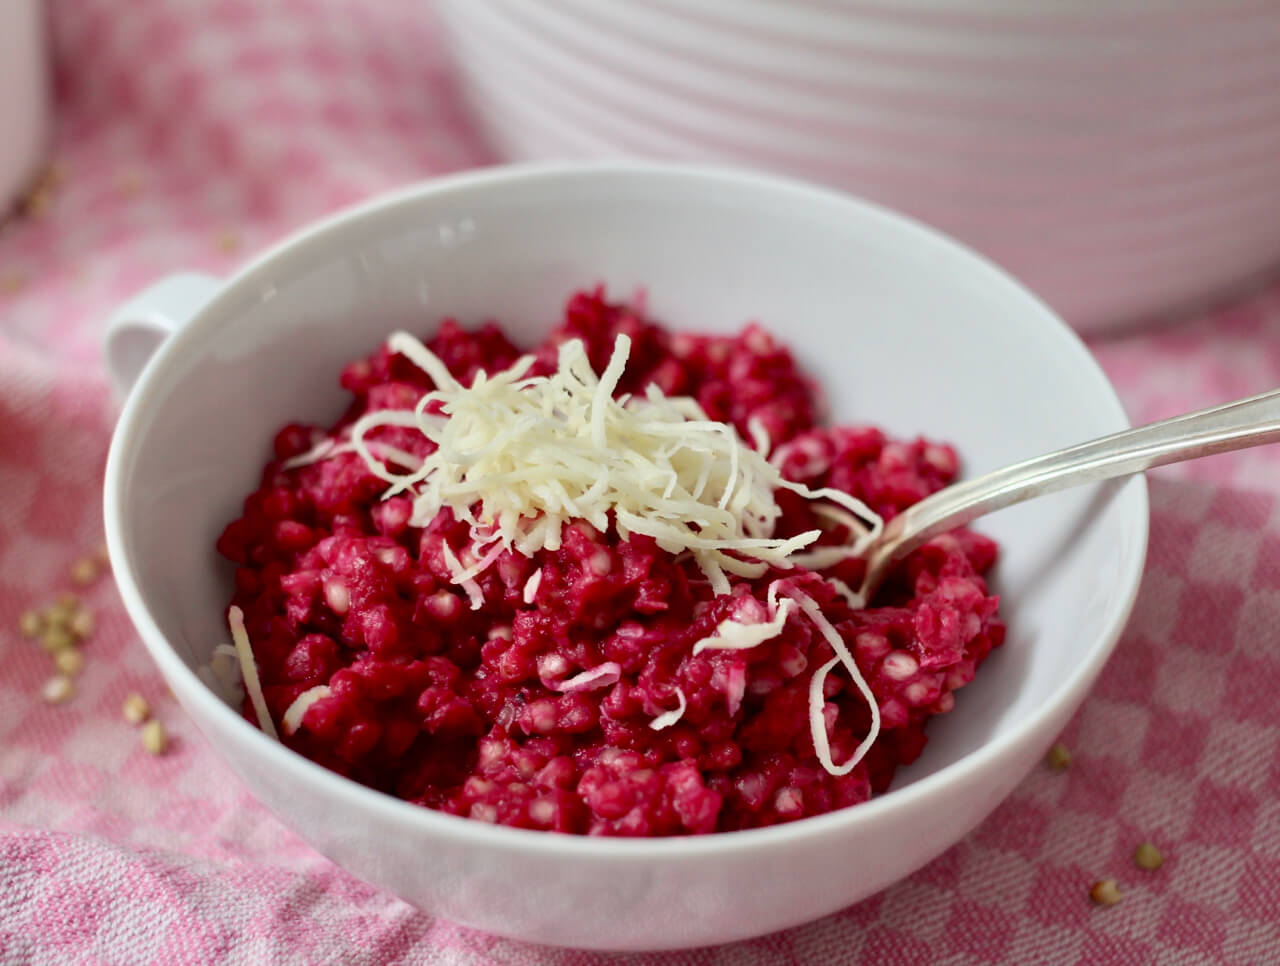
436 0 1280 334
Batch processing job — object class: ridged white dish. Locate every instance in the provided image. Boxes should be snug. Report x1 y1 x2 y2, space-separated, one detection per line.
437 0 1280 332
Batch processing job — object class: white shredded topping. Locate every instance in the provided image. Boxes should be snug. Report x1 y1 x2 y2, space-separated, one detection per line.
692 600 794 655
746 415 771 457
276 327 893 775
522 568 542 604
343 332 882 591
282 685 331 736
281 437 351 470
450 542 506 585
554 663 622 693
388 331 459 392
648 687 688 731
813 503 871 540
440 541 485 610
283 436 420 473
784 587 880 777
228 605 279 740
683 580 877 776
699 553 731 596
826 577 866 611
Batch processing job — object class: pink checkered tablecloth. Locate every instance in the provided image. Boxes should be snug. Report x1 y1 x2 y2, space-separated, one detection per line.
3 2 1280 963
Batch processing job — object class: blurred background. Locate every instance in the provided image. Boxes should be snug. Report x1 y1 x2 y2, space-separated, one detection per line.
5 0 1280 349
4 4 1280 961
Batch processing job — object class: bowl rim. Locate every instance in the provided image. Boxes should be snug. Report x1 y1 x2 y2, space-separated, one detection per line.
104 158 1149 860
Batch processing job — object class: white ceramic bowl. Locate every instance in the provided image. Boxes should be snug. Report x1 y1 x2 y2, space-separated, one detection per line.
435 0 1280 333
103 162 1147 951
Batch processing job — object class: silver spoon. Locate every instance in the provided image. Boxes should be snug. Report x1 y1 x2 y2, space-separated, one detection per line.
858 385 1280 598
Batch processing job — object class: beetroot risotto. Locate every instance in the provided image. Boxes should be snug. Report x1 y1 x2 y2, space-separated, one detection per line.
213 289 1004 836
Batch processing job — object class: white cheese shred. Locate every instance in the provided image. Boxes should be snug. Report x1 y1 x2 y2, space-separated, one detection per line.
296 327 896 776
826 577 866 611
281 437 352 470
813 503 871 540
696 552 731 596
387 331 460 392
648 687 688 731
785 588 880 777
282 685 332 736
554 663 622 693
228 605 279 741
451 542 506 584
441 541 485 610
692 600 793 655
340 331 883 591
746 416 771 457
522 568 542 604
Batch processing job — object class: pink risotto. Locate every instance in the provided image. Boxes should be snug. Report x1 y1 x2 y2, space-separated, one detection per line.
216 289 1004 836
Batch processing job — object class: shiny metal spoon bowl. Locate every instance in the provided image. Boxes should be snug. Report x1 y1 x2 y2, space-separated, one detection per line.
860 385 1280 598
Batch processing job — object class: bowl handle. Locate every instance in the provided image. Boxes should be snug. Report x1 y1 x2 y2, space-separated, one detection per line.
104 272 221 400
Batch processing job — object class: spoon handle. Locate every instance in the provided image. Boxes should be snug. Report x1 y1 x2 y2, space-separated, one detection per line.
861 385 1280 592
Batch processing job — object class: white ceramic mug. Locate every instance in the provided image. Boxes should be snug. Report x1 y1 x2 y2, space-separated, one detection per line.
103 162 1145 950
0 0 51 210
